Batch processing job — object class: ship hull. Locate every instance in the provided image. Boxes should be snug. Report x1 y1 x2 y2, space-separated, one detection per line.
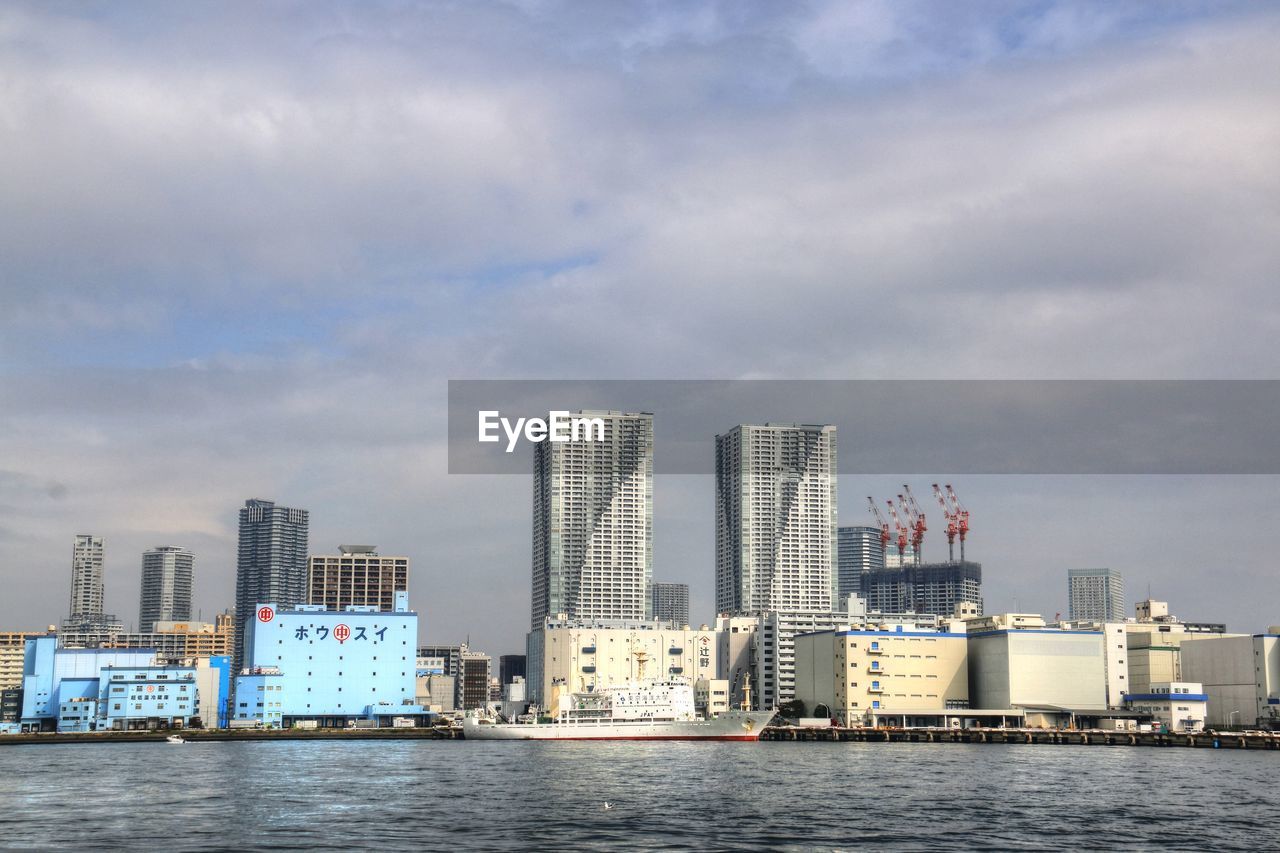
463 710 766 741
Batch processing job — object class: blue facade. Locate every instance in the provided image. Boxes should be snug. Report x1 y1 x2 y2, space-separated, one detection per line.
242 600 418 722
232 671 284 726
99 666 198 730
57 698 98 733
21 637 156 729
209 655 232 728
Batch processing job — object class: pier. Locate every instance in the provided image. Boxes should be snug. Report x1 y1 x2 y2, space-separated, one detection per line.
760 725 1280 749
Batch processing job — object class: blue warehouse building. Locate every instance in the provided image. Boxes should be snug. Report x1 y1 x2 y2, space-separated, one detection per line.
236 591 427 727
20 636 226 732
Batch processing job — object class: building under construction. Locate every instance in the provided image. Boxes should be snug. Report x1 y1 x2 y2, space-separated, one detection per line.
860 561 983 617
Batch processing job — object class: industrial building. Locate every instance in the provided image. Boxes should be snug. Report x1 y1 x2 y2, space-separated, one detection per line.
1180 631 1280 728
532 411 654 627
498 654 526 686
794 628 969 726
235 592 421 727
307 545 408 612
1122 682 1208 732
968 626 1106 711
525 617 719 706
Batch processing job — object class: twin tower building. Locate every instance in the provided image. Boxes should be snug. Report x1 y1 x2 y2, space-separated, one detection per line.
532 411 839 628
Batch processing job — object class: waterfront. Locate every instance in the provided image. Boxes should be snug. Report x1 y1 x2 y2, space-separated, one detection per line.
1 741 1276 850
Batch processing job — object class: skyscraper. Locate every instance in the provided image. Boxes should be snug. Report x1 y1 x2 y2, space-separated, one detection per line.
837 525 885 602
139 546 194 632
715 423 838 615
531 411 653 627
307 545 408 612
68 534 105 621
650 582 690 626
1068 568 1125 622
234 498 309 671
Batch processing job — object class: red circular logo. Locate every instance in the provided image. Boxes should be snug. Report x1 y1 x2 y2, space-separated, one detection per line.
147 685 155 693
257 606 275 623
333 624 351 643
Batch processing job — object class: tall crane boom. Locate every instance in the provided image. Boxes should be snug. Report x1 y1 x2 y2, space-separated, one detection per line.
866 497 892 553
933 483 959 561
945 484 971 560
886 499 910 563
901 485 927 565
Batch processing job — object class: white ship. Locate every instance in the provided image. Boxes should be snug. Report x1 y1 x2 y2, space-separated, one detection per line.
462 677 766 741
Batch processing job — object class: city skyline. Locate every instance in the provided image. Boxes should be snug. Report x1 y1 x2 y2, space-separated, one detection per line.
2 2 1279 660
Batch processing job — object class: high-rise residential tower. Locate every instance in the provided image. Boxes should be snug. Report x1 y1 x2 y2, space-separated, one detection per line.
307 545 408 612
68 534 105 621
836 525 885 602
531 411 654 627
650 582 690 626
234 498 309 672
139 546 194 632
715 423 838 615
1068 568 1125 622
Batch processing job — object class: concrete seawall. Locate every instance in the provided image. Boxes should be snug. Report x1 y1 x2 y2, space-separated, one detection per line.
761 725 1280 749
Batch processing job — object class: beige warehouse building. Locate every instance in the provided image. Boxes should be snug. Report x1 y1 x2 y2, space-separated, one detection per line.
526 618 719 705
968 628 1106 711
794 629 969 725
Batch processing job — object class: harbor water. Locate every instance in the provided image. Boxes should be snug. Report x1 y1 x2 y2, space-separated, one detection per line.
0 740 1276 850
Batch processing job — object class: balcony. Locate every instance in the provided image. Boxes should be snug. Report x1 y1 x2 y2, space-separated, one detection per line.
866 645 884 655
868 683 883 693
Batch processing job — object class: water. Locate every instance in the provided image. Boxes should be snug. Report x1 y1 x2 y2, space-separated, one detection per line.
0 740 1276 850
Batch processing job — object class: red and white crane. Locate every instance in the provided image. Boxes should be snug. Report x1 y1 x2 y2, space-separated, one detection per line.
900 484 927 565
886 499 911 564
932 483 971 561
866 497 892 555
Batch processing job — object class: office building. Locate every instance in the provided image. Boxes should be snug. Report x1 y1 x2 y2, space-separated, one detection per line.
532 411 654 627
234 591 421 727
139 546 194 632
308 545 408 612
1 688 22 723
837 525 885 601
498 654 526 686
795 628 969 725
234 498 309 672
650 582 690 626
861 561 982 616
459 651 492 712
525 617 719 706
968 624 1106 710
1068 568 1125 622
715 423 837 615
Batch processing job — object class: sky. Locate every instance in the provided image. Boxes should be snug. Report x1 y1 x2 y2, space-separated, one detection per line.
1 1 1278 657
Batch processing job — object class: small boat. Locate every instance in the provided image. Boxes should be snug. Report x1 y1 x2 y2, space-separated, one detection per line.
165 734 186 744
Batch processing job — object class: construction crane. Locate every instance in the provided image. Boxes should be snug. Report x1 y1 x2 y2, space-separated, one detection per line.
932 483 971 561
885 499 910 564
901 485 927 565
865 497 892 555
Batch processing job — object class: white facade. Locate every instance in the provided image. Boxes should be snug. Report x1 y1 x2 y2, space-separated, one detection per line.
526 618 718 706
532 411 653 627
68 535 105 620
715 423 837 615
1122 682 1207 732
968 629 1106 711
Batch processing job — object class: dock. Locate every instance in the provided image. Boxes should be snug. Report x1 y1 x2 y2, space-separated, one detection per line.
760 725 1280 749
